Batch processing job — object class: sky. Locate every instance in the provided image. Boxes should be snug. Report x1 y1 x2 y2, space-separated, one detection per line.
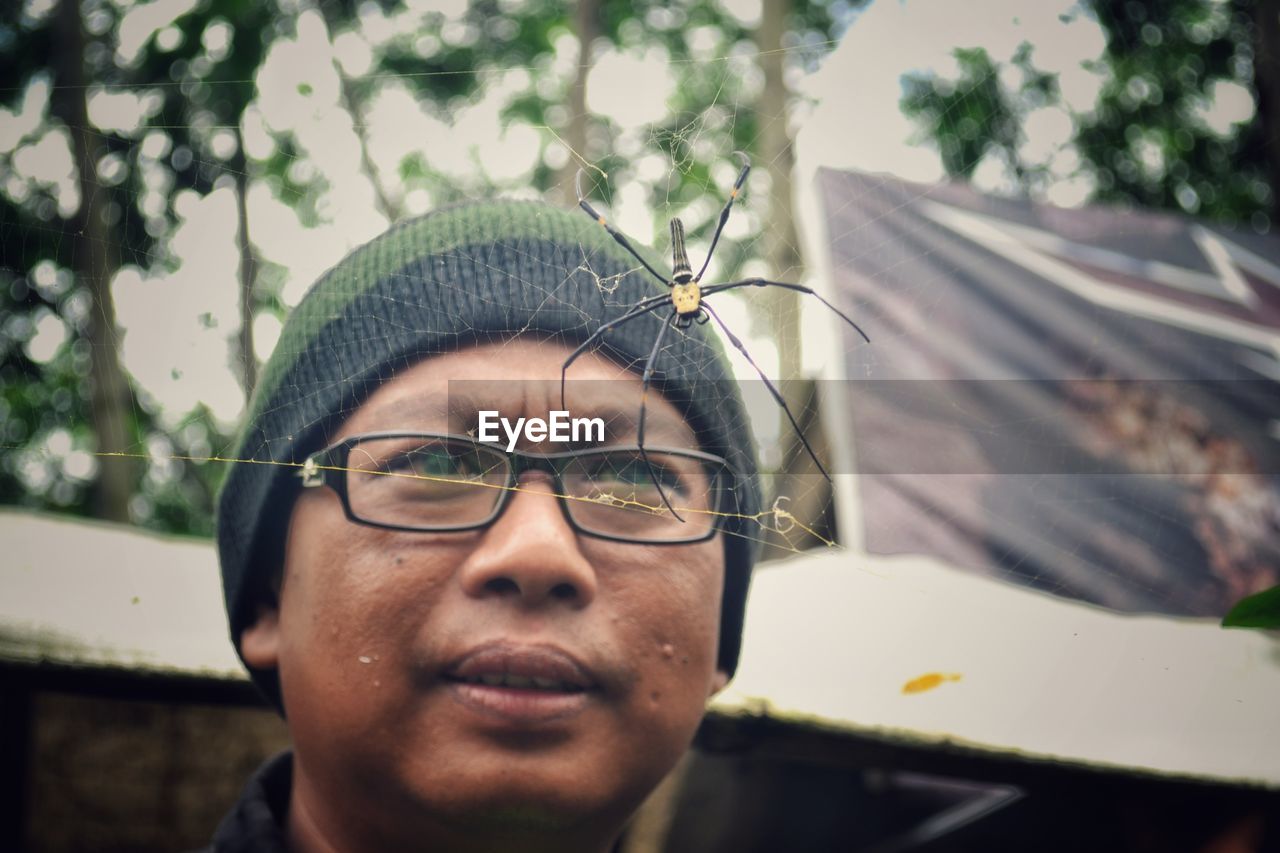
8 0 1259 451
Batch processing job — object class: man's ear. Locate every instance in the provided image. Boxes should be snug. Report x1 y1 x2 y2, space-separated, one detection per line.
240 602 281 669
708 670 729 698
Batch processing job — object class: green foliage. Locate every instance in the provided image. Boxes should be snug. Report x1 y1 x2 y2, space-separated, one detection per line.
0 0 266 535
1222 584 1280 629
260 136 328 228
902 46 1029 182
899 0 1269 225
345 0 861 250
1077 0 1268 224
901 40 1062 191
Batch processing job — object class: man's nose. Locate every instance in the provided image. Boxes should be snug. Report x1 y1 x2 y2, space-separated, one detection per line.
456 473 598 608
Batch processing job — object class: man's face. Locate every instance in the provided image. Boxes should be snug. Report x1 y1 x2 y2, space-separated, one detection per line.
241 338 727 847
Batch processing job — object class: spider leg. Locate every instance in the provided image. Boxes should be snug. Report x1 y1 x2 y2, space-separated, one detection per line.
702 302 833 483
702 278 871 343
637 309 684 522
560 293 672 410
694 151 751 284
576 170 671 287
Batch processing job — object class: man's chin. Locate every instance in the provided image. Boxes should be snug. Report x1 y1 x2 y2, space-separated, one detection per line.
455 803 582 833
425 777 641 840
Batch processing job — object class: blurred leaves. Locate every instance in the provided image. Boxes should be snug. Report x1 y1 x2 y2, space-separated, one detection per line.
1 0 275 532
1079 0 1270 224
902 44 1057 188
900 0 1273 227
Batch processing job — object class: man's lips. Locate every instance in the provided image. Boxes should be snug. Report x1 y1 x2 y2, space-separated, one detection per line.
442 641 599 723
445 642 596 691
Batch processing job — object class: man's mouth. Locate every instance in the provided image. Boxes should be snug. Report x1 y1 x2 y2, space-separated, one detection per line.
449 672 587 692
442 642 598 723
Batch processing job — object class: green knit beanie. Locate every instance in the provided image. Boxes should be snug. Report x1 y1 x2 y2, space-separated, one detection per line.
217 199 762 708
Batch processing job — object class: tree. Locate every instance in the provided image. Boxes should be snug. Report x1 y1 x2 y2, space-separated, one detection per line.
0 0 287 532
1078 0 1272 224
901 43 1058 191
901 0 1274 226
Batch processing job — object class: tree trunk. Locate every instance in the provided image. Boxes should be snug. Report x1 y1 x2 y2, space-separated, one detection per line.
757 0 802 382
557 0 599 197
232 136 258 400
1251 0 1280 221
339 73 401 223
53 0 134 523
317 1 402 223
756 0 831 555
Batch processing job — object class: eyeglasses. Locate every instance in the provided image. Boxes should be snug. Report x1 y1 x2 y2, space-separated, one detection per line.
298 431 733 544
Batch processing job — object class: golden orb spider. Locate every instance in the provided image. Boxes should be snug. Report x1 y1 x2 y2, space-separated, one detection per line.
563 152 870 520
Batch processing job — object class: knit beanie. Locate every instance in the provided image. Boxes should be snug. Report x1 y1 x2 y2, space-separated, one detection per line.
217 199 762 708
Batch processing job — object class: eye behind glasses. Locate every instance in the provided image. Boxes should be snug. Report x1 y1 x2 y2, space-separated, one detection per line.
303 431 733 544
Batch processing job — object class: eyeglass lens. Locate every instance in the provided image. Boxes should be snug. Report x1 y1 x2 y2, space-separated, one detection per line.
339 435 721 542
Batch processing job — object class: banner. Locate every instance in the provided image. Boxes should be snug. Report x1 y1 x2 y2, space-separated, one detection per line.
818 168 1280 616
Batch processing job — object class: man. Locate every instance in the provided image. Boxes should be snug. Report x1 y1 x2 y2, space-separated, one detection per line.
209 199 762 851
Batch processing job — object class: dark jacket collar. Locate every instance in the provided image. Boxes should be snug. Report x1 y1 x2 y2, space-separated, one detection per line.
203 751 292 853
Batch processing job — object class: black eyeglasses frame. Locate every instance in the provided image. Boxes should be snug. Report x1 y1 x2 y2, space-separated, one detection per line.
298 430 734 545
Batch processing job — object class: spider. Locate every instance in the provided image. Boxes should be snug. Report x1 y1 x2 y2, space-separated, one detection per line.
563 152 870 521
